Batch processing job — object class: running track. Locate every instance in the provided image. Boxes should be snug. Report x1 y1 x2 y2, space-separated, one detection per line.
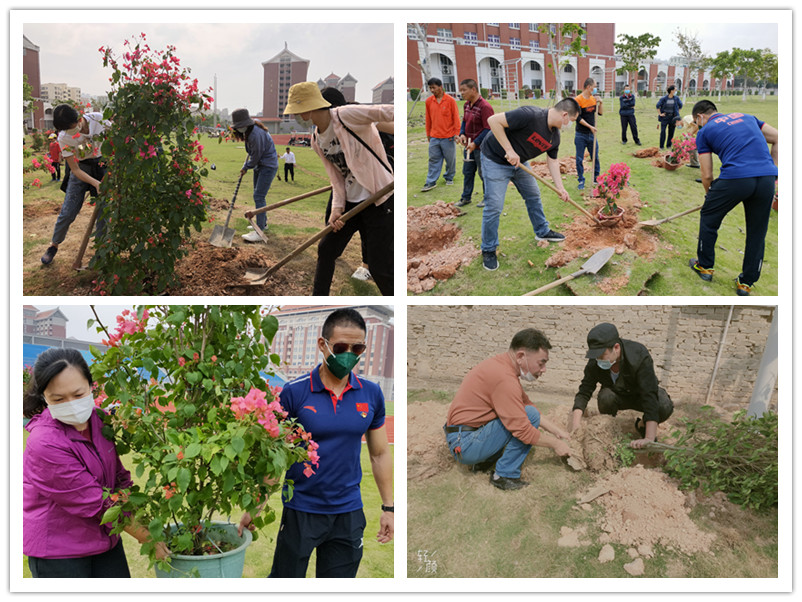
362 416 394 444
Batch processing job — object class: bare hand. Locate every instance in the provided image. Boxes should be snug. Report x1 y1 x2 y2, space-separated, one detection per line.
557 188 571 202
328 207 345 232
240 168 247 177
589 126 597 135
467 142 476 153
458 135 467 146
552 440 572 457
377 511 394 543
629 438 654 450
504 150 521 167
154 541 171 561
238 512 255 537
244 210 254 219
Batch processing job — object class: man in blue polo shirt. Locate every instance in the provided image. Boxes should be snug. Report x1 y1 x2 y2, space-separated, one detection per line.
688 100 778 296
239 308 393 577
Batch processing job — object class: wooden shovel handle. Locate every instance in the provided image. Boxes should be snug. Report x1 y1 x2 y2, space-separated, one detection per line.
523 271 582 296
72 197 99 270
254 182 393 282
245 185 332 217
517 163 600 225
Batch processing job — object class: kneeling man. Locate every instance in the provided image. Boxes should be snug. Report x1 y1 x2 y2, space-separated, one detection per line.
570 323 674 449
444 329 572 491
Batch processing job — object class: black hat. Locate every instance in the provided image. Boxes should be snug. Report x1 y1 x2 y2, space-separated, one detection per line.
231 108 254 130
585 323 619 359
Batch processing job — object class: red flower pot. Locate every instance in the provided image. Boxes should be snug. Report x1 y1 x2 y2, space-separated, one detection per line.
597 206 625 226
662 156 683 170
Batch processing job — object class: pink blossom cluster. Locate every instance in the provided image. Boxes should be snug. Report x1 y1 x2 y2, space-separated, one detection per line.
230 387 288 438
667 133 697 165
593 162 631 201
102 308 150 347
139 144 158 159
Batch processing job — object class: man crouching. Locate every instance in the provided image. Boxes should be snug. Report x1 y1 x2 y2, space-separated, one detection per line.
444 329 572 491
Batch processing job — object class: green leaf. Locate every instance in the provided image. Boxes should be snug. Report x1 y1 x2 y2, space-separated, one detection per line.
177 467 191 492
231 436 245 455
261 315 279 343
100 505 122 525
184 442 202 459
186 371 202 385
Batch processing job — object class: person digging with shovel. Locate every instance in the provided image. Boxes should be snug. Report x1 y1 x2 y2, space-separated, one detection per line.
444 329 572 491
230 108 278 243
569 323 674 449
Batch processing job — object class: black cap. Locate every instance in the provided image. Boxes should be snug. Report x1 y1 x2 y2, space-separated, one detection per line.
585 323 619 358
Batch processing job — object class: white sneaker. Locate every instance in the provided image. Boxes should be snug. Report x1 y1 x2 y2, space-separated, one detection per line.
242 230 264 243
351 266 372 281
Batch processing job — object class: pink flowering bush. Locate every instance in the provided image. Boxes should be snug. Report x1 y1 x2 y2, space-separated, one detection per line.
666 132 697 165
593 162 631 215
92 34 214 294
89 306 315 573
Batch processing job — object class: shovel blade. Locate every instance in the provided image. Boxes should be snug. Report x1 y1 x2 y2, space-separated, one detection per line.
579 247 616 275
243 267 269 283
209 225 235 248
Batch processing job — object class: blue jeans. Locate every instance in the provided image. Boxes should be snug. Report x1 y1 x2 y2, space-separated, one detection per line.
574 130 600 186
425 137 456 186
460 147 484 202
253 164 277 229
445 405 542 479
51 168 106 245
480 153 551 252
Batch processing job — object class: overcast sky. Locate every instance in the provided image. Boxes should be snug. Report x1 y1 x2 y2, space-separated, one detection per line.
22 21 393 112
613 22 778 61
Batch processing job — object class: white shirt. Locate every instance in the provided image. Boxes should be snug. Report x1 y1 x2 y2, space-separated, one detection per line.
281 151 296 164
58 112 109 161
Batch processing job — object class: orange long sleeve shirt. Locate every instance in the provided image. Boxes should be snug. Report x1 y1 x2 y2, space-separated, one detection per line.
446 353 541 446
425 93 461 139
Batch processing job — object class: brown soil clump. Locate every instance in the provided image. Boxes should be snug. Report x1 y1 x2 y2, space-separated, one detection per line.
407 201 479 293
597 274 631 295
407 401 453 481
633 146 661 158
23 199 63 219
527 157 578 177
544 187 659 269
170 241 310 296
580 464 717 555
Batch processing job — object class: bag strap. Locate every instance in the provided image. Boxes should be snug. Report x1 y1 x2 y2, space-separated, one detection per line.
336 112 393 174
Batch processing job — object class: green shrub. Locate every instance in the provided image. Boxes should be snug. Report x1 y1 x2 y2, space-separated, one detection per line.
409 88 420 101
480 88 490 100
662 408 778 511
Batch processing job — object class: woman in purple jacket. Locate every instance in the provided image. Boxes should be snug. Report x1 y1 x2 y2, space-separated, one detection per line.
23 348 166 578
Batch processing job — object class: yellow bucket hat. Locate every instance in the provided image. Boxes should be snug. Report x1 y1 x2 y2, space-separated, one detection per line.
283 82 331 115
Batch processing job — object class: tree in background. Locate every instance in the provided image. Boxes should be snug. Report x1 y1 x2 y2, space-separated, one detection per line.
731 47 764 101
756 48 778 100
614 32 661 95
710 50 736 100
673 28 710 96
539 23 588 103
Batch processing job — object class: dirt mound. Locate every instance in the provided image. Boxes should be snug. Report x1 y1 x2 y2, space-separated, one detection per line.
407 201 479 293
23 199 63 219
527 157 578 177
407 401 454 481
544 187 659 269
170 241 310 296
580 464 716 555
206 197 231 211
633 146 661 158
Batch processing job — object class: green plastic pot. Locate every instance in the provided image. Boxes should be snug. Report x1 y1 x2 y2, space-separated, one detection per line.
154 521 252 578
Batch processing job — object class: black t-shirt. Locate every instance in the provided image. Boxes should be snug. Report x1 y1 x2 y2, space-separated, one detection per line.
482 106 560 165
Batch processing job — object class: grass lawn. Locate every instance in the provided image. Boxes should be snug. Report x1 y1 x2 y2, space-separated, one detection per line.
407 393 778 579
21 134 380 296
407 95 779 296
21 428 393 578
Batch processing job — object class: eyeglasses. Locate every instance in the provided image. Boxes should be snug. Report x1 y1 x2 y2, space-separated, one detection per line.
325 339 367 355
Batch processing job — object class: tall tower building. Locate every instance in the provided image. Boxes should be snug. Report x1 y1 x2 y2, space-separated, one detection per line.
262 43 310 124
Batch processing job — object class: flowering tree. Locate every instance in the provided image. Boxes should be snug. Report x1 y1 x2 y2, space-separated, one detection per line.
666 133 697 165
93 35 213 294
593 162 631 215
89 305 318 572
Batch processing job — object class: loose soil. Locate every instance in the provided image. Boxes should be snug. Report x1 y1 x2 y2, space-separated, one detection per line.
632 146 661 158
526 157 579 177
544 187 661 269
407 201 479 293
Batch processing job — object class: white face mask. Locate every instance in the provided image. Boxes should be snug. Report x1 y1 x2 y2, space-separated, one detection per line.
64 125 81 137
519 355 537 382
48 393 95 426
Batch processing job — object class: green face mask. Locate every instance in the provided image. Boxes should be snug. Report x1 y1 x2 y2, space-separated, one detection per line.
324 341 361 379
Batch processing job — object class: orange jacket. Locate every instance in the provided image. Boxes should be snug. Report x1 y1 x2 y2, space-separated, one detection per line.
425 93 460 139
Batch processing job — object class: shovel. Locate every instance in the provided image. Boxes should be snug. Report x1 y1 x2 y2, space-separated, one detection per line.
638 204 703 227
243 186 333 244
209 172 244 247
517 162 600 225
72 193 98 271
522 247 615 296
239 181 394 287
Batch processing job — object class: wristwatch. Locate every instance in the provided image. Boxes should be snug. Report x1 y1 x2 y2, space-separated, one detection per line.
381 504 394 512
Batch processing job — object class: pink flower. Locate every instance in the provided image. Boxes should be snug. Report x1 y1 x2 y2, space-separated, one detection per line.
303 463 316 478
178 357 186 367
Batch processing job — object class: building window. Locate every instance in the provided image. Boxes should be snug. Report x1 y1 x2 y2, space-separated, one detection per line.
509 23 520 29
488 34 500 48
510 37 520 50
529 40 540 52
407 24 420 40
549 24 556 35
487 23 499 27
436 28 453 44
464 31 478 46
529 23 539 32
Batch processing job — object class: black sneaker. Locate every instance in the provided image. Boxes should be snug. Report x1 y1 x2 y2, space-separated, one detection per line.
535 230 566 242
41 245 58 265
689 258 714 282
456 198 472 207
471 449 504 473
420 183 436 192
695 178 703 184
490 473 529 491
482 251 498 271
689 164 700 169
635 141 642 146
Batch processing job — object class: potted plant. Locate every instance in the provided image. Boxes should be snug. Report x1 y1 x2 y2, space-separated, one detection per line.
592 162 631 224
663 132 697 170
89 305 320 578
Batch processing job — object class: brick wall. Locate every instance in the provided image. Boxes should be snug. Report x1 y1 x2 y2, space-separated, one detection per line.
407 305 778 412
